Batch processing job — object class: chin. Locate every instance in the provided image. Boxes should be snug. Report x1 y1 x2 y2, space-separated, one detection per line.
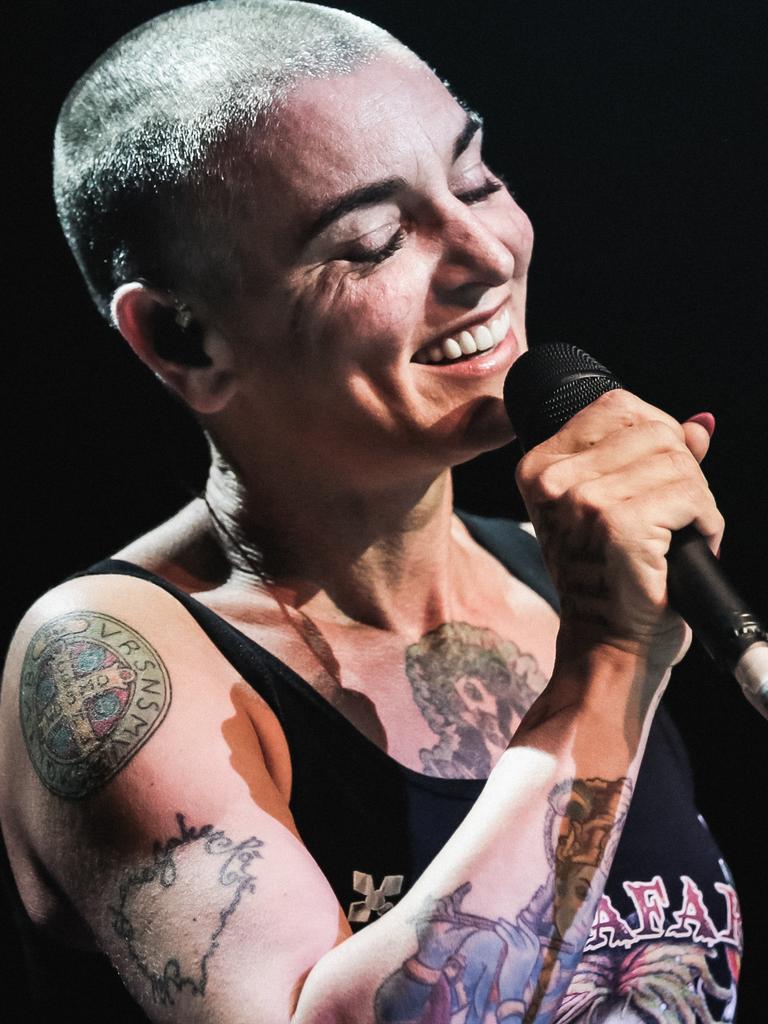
449 396 516 462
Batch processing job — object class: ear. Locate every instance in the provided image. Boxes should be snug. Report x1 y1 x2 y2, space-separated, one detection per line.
111 283 238 415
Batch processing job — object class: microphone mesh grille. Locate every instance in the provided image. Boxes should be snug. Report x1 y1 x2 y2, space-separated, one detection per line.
504 343 621 451
527 376 622 450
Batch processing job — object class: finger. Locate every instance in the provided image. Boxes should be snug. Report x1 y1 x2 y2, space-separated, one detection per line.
620 481 725 555
519 419 702 504
562 449 712 510
682 413 715 464
541 389 685 456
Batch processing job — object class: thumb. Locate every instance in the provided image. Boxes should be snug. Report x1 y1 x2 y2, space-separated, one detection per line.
682 411 715 464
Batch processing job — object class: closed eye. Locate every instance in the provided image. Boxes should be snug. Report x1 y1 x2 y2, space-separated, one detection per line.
341 172 509 267
455 176 505 205
345 227 407 266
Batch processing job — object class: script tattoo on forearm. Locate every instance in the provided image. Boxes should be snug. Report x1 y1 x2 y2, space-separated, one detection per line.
534 507 612 630
405 622 547 780
110 813 264 1006
374 776 631 1024
19 611 171 798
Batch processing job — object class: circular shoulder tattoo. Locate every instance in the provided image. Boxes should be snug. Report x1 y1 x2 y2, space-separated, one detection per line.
19 611 171 800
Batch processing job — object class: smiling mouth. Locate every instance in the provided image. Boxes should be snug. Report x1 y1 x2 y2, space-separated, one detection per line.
412 306 511 365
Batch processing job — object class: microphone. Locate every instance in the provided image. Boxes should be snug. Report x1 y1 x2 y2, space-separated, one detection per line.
504 342 768 720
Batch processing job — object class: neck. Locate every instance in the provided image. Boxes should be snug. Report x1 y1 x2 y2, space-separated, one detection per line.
204 446 463 633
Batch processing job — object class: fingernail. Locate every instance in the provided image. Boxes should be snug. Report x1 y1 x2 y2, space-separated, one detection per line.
686 412 716 436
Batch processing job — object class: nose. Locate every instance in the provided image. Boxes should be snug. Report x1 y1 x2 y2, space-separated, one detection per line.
430 203 518 308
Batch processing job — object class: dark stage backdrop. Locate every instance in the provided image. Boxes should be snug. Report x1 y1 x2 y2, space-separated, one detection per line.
4 0 768 1018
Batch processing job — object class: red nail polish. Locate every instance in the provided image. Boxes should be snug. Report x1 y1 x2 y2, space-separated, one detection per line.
686 412 716 436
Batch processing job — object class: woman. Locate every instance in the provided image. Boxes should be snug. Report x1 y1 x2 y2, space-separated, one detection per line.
0 2 736 1022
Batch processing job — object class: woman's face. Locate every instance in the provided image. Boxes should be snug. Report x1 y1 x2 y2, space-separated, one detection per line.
219 52 534 483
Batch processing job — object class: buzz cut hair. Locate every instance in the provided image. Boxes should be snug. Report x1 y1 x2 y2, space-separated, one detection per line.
53 0 409 321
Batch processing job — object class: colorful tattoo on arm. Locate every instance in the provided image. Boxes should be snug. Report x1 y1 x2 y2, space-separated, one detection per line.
374 776 631 1024
19 611 171 799
111 813 264 1006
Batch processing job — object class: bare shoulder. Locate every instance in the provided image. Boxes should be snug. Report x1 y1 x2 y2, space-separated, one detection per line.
0 572 293 906
114 497 229 591
5 575 217 792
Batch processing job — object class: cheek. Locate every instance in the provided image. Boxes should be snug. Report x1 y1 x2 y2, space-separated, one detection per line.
289 263 423 369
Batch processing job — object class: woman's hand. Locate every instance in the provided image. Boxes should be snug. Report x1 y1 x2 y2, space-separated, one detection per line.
515 389 723 670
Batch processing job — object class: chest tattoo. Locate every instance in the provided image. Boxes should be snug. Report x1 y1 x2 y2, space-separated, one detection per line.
404 622 547 779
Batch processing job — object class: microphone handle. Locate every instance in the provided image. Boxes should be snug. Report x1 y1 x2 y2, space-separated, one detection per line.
668 525 768 718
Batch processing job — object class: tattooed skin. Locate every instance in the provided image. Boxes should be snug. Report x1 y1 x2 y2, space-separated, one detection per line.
19 612 171 799
534 507 612 632
405 622 547 779
111 813 264 1005
374 776 631 1024
544 778 631 945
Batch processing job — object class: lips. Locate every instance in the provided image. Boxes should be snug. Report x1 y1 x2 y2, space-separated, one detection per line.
412 306 511 365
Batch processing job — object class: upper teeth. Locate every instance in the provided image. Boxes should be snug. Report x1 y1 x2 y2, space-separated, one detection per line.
415 307 511 364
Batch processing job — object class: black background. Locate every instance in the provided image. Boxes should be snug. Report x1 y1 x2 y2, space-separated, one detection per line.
4 0 768 1017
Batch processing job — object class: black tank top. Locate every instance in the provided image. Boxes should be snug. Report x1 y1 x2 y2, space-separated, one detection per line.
0 514 741 1022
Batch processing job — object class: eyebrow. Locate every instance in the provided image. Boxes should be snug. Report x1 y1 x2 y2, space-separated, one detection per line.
302 110 485 245
302 178 405 244
453 108 483 161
